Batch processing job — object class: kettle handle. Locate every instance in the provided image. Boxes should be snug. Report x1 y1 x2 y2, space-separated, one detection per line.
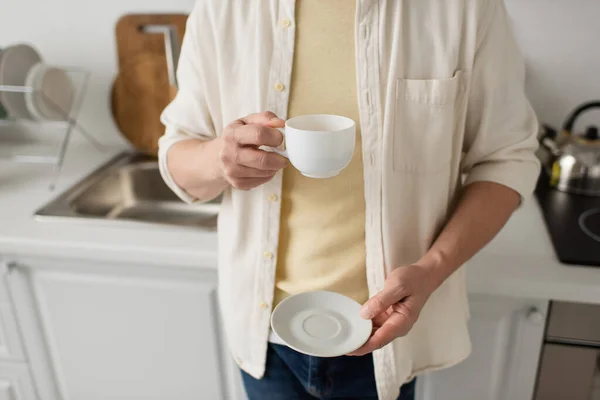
562 101 600 135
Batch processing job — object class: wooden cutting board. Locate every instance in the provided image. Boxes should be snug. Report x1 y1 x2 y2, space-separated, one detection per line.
112 14 187 156
115 14 188 70
112 54 178 156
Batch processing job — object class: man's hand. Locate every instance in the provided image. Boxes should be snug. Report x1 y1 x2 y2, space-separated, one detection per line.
218 111 287 191
348 264 439 356
348 182 521 356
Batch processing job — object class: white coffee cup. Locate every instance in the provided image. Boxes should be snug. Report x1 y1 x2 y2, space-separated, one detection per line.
269 114 356 178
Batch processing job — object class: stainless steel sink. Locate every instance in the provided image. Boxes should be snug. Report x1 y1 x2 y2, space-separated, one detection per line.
35 153 219 229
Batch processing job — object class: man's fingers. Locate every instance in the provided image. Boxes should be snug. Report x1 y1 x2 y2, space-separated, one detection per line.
240 111 285 127
373 309 413 341
231 124 284 147
222 163 277 179
348 310 412 356
348 329 393 356
372 311 390 328
225 112 285 147
360 282 409 320
229 111 284 128
235 148 288 170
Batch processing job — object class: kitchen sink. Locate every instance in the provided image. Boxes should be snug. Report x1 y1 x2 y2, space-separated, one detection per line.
35 153 219 229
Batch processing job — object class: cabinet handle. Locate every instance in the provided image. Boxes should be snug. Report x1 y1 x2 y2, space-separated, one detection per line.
526 307 545 324
1 262 17 276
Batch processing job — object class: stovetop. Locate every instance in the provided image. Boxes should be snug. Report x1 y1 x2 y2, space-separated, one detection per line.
535 170 600 267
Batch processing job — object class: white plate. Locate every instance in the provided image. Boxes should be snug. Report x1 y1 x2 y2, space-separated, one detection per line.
0 44 43 119
271 291 372 357
25 62 74 121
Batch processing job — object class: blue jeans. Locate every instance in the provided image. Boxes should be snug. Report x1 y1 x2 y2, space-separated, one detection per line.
242 343 416 400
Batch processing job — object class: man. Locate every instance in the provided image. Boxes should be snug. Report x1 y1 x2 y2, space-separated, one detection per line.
158 1 540 399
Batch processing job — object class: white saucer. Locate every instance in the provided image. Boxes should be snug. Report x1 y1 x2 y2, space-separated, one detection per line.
0 44 43 119
271 291 372 357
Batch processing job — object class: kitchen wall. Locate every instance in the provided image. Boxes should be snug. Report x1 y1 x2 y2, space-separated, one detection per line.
506 0 600 131
0 0 196 147
1 0 599 147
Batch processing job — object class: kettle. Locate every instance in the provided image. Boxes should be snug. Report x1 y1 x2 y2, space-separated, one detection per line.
540 101 600 196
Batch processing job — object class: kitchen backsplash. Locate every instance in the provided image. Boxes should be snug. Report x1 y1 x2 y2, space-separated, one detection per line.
1 0 598 145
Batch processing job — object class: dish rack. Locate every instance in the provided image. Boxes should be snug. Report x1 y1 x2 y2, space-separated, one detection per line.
0 66 104 189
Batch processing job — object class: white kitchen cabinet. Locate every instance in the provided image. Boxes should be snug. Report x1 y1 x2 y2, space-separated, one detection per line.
0 362 37 400
0 302 25 362
5 257 239 400
417 294 548 400
0 264 33 400
3 255 550 400
0 263 24 362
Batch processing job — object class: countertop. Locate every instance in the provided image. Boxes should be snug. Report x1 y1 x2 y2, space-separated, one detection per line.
467 201 600 304
0 140 217 269
1 140 599 304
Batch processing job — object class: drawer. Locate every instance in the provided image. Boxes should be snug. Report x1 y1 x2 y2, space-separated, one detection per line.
547 301 600 345
534 343 600 400
0 303 25 361
0 362 37 400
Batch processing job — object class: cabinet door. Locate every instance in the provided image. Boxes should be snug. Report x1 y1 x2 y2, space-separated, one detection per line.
0 362 37 400
417 295 548 400
0 264 25 362
0 301 25 362
7 259 232 400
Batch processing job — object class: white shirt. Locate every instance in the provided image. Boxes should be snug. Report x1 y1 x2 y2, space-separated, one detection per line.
158 1 540 399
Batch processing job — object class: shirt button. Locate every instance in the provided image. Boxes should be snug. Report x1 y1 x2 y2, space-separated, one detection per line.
264 251 274 260
280 18 292 28
268 194 279 203
274 82 285 92
259 302 269 310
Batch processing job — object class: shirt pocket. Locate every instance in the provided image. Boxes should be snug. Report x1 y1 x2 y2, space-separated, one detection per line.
392 70 466 173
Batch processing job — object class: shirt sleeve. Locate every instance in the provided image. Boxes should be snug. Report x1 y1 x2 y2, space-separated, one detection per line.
461 0 541 202
158 4 217 204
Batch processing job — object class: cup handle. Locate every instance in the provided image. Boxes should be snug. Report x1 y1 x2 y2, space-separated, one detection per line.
269 128 288 158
